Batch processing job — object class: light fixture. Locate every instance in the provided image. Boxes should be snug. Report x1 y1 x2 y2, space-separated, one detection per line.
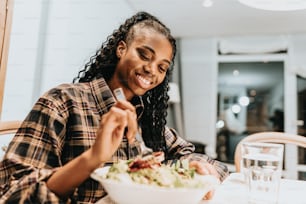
231 104 241 114
233 69 240 76
238 0 306 11
202 0 213 8
238 96 250 106
216 120 225 129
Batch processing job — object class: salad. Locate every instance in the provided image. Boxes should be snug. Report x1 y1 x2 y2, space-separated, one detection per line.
104 152 207 189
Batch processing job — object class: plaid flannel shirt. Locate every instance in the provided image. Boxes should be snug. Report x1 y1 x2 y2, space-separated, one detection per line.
0 77 228 203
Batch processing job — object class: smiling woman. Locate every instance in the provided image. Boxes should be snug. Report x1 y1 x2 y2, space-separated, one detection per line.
0 11 229 203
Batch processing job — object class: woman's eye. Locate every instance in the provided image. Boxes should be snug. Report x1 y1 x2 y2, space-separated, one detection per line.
138 50 150 61
159 65 168 73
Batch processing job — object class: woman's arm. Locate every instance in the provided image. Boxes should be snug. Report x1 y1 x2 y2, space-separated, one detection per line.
46 101 136 198
164 127 229 182
0 94 137 202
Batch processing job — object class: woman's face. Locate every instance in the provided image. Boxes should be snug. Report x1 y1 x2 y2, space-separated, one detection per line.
113 27 173 100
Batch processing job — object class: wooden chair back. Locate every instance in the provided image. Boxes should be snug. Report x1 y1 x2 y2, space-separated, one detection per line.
0 120 21 154
234 131 306 173
0 120 21 135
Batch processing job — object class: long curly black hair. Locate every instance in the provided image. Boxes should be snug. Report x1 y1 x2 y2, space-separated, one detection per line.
73 11 177 159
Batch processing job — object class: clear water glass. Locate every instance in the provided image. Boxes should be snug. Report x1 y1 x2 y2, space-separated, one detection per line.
241 142 284 204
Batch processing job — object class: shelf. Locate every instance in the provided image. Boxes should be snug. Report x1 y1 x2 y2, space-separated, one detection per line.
217 53 287 63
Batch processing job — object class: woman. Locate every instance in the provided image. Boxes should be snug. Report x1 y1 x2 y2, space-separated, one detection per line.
0 11 228 203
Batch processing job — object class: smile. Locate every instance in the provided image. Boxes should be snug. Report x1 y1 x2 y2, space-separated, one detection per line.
136 74 152 85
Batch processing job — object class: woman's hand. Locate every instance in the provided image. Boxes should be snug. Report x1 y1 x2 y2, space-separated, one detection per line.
91 100 138 166
189 161 220 200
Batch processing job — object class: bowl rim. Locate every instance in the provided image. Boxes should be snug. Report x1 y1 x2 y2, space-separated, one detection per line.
91 166 220 204
91 166 219 192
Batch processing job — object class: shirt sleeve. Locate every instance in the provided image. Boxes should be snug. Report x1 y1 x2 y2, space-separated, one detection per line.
0 96 69 203
0 162 64 203
164 127 229 182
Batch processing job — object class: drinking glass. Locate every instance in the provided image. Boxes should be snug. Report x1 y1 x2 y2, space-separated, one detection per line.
241 142 284 204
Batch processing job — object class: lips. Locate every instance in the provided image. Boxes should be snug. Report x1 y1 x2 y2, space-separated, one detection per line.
136 74 152 89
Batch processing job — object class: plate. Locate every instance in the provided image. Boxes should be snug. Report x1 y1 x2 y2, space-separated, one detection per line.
91 166 219 204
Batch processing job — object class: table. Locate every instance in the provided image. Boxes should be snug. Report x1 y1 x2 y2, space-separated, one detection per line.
96 173 306 204
201 173 306 204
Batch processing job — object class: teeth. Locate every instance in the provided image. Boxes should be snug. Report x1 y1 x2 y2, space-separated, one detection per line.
137 75 151 85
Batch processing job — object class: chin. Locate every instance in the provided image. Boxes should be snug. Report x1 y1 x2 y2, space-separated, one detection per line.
133 89 148 96
135 91 146 97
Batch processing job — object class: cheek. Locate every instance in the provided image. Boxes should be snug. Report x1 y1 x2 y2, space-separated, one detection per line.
123 57 140 70
117 58 134 73
159 73 167 81
155 74 167 86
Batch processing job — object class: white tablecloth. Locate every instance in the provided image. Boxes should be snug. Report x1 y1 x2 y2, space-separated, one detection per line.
201 173 306 204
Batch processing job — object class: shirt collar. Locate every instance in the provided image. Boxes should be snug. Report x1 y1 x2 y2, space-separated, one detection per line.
89 77 144 120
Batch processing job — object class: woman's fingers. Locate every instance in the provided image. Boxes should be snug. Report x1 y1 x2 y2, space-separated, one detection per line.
99 107 128 145
102 107 127 131
189 161 220 200
114 100 138 144
189 161 219 178
125 109 137 144
189 161 208 174
93 99 138 164
203 189 215 200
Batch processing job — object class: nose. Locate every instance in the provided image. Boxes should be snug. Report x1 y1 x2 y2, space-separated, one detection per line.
143 62 156 76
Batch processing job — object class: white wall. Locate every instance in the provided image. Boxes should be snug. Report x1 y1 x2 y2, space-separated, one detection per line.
2 0 133 121
39 1 133 94
289 34 306 78
2 0 43 121
180 38 218 157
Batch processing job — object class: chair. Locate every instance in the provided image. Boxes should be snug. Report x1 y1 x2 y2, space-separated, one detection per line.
0 120 21 135
234 131 306 177
0 120 21 154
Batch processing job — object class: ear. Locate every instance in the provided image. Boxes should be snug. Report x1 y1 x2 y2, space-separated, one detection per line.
116 41 127 58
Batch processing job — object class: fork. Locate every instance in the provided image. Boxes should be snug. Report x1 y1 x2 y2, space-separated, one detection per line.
113 88 153 156
135 132 153 156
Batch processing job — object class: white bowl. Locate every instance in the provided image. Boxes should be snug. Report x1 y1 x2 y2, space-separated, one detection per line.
91 166 219 204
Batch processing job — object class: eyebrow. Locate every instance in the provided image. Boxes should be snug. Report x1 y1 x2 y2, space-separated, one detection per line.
142 45 172 66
